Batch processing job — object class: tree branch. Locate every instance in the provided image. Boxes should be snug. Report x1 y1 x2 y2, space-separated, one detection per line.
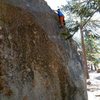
82 9 100 28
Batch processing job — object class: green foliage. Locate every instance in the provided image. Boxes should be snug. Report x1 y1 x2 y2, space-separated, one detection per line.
63 0 100 33
62 0 100 66
84 32 100 66
68 0 100 14
61 31 73 40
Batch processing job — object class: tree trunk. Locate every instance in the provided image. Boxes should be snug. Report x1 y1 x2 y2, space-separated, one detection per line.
80 25 89 79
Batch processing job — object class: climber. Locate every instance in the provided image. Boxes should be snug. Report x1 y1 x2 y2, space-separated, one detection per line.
57 9 65 28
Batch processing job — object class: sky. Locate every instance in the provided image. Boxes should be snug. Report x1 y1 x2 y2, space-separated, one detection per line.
44 0 67 10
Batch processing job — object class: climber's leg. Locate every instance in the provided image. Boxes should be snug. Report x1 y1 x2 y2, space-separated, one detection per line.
60 16 65 27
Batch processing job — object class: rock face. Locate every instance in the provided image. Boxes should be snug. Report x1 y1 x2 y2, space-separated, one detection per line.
0 0 87 100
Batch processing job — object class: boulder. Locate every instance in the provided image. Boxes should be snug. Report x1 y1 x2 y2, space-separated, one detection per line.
0 0 87 100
